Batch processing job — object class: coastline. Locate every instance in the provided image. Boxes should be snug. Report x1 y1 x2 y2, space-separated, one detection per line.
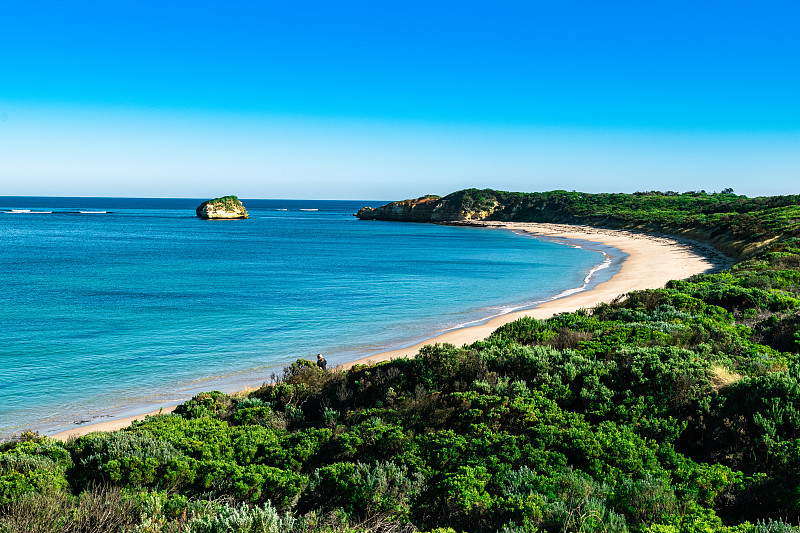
337 221 731 370
49 222 731 441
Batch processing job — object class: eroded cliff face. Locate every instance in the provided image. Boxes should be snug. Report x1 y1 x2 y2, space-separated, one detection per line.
357 195 442 221
355 189 782 259
196 196 249 219
356 194 501 222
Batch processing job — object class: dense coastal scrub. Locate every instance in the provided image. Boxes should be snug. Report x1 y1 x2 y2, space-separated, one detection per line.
356 188 800 257
4 190 800 532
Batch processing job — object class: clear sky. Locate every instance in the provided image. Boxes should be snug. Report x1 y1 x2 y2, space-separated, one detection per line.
1 1 798 200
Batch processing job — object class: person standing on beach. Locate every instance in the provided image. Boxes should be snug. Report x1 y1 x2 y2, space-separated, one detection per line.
317 354 327 371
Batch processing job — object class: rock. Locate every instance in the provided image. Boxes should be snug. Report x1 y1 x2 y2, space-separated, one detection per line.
196 196 249 219
355 191 499 222
356 195 445 221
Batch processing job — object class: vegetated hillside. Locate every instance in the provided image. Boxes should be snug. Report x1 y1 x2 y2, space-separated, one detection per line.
357 189 800 258
4 192 800 533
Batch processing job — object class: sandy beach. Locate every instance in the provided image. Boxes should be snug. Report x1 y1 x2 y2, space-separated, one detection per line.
337 221 731 369
50 222 731 441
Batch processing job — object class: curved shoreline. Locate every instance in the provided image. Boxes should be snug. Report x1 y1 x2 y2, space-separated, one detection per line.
339 221 731 369
324 234 626 367
48 222 731 441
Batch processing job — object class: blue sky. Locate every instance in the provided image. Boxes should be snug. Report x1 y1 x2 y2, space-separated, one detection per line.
1 1 798 199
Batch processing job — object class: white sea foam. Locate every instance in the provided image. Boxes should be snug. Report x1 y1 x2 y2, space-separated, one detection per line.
6 209 52 214
432 251 615 335
548 286 587 300
546 251 612 301
275 209 288 211
299 208 318 211
583 254 612 284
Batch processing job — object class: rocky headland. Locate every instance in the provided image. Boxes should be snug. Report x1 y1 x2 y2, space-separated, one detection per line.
196 195 249 219
357 188 799 258
355 192 504 222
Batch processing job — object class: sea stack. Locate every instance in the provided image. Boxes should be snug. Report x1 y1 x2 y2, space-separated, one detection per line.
196 195 249 219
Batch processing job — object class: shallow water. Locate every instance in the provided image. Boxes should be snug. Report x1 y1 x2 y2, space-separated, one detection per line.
0 197 621 436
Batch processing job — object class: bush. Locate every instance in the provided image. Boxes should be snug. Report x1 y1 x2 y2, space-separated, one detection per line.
302 461 424 521
0 448 71 504
611 474 677 526
72 431 194 489
185 501 295 533
0 485 136 533
174 391 231 420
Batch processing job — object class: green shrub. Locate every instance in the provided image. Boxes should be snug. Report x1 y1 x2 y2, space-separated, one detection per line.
237 397 270 410
0 453 69 504
0 485 136 533
185 501 295 533
128 415 233 461
611 474 677 526
174 391 231 420
72 431 193 488
302 460 424 521
753 519 800 533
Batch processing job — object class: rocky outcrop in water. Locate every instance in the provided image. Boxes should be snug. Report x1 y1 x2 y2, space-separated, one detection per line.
196 196 249 219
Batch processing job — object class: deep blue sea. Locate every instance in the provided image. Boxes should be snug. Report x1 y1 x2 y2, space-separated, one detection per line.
0 197 622 437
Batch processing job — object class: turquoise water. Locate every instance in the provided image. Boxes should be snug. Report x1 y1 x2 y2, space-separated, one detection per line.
0 197 621 436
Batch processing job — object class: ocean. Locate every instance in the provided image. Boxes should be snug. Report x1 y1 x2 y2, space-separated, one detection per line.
0 197 622 437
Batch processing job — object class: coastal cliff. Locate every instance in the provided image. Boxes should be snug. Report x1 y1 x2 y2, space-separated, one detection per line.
356 193 497 222
358 188 800 258
196 195 249 219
